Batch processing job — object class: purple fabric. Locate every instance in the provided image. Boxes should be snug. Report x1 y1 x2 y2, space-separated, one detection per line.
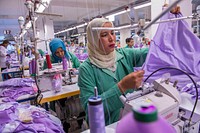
0 109 12 125
75 53 88 60
0 78 35 88
0 102 65 133
32 111 64 133
0 86 35 102
0 104 17 129
142 12 200 83
181 82 200 99
14 123 39 133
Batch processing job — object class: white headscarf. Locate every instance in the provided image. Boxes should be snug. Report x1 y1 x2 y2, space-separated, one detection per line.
87 18 116 71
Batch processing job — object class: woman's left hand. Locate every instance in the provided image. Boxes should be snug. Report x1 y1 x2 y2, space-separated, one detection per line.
170 5 180 14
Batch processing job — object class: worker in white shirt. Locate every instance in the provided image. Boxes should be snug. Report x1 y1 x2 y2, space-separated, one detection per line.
0 40 11 80
0 40 9 71
68 41 77 54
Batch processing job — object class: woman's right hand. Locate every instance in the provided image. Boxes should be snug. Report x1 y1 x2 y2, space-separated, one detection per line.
118 70 145 93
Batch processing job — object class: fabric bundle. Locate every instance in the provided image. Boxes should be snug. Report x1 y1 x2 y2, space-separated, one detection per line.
0 102 65 133
0 78 37 102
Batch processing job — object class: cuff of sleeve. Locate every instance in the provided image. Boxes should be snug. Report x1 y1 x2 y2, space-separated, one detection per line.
114 84 124 96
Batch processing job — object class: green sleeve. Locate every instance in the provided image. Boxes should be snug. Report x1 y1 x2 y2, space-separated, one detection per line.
78 64 123 125
122 47 148 67
43 60 47 70
38 49 45 56
69 52 80 68
133 48 148 67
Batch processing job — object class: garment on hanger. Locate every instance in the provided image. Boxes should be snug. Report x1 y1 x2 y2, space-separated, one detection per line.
141 11 200 99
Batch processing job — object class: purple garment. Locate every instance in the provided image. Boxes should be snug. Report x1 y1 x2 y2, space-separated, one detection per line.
0 86 35 102
0 102 65 133
181 82 200 99
142 12 200 83
0 104 17 130
32 111 65 133
75 53 88 60
0 78 34 88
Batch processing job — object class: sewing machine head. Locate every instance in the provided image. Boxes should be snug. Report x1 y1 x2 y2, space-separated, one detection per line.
37 64 78 92
121 77 181 123
120 77 200 133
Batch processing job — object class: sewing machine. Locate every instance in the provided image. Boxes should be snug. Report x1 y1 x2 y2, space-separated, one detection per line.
36 63 78 92
120 78 200 133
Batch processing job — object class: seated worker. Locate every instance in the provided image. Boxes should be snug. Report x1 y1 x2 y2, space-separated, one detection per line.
78 17 148 126
43 38 80 69
28 46 44 59
125 37 134 48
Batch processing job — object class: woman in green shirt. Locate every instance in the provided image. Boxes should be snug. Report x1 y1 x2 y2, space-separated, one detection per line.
43 38 80 69
78 18 148 126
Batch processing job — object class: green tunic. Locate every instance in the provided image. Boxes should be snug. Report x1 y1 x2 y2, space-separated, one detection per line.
43 52 80 69
78 48 148 125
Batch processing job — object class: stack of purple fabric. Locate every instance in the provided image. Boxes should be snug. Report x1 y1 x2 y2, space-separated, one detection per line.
75 53 88 61
0 102 65 133
0 78 36 102
141 12 200 99
74 47 88 61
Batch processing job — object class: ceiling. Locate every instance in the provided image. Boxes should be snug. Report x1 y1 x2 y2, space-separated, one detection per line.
1 0 198 41
0 0 151 40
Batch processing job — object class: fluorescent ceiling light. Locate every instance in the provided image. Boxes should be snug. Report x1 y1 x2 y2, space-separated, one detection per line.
117 24 131 29
54 23 87 35
76 23 87 28
92 22 145 31
134 2 151 10
106 9 130 18
54 27 76 35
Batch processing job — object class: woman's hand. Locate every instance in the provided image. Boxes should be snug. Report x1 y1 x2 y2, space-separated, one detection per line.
170 5 180 14
118 70 145 93
163 4 181 14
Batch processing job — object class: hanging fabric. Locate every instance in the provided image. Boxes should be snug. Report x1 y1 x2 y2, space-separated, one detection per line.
142 11 200 82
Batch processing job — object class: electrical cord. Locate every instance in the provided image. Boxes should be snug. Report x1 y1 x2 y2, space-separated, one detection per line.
143 66 199 124
34 75 43 106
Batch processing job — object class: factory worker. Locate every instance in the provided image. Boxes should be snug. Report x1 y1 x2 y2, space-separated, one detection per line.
78 17 148 125
68 41 77 54
0 40 10 71
43 38 80 69
0 40 11 80
125 37 134 48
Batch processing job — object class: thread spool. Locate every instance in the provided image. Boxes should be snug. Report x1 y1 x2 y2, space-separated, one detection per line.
31 59 36 74
46 54 52 69
29 49 32 58
29 61 32 75
20 53 23 64
116 104 176 133
62 57 68 70
88 87 105 133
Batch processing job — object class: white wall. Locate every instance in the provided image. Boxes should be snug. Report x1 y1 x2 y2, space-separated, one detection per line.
36 16 54 54
151 0 192 39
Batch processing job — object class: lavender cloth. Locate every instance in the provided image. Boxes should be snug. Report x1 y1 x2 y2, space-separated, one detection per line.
0 103 18 130
0 86 35 102
0 78 34 88
75 53 88 60
32 111 64 133
142 12 200 83
181 82 200 99
0 102 65 133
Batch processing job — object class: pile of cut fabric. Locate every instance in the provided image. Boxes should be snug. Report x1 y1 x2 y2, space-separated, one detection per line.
0 102 65 133
0 78 37 102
